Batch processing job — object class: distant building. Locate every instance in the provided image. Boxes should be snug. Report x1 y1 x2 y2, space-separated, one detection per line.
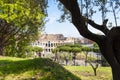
80 38 94 44
31 34 102 65
31 34 79 56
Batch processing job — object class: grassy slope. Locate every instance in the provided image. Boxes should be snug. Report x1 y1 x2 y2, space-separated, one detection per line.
0 56 80 80
64 66 112 80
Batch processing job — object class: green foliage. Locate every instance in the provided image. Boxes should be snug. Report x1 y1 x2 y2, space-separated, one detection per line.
58 45 72 52
0 56 80 80
93 48 100 53
81 46 92 52
71 47 81 53
93 43 99 48
52 48 59 53
57 0 120 25
58 44 82 53
32 46 43 52
92 43 100 53
0 0 47 56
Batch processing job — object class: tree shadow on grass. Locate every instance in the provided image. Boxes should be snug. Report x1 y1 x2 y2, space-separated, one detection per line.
0 58 81 80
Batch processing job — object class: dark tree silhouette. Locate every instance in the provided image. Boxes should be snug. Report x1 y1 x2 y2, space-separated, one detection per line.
59 0 120 80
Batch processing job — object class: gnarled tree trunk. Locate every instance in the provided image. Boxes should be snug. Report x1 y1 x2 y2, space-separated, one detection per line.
59 0 120 80
0 46 3 55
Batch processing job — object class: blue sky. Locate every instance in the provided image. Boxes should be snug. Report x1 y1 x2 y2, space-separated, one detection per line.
44 0 120 38
44 1 81 37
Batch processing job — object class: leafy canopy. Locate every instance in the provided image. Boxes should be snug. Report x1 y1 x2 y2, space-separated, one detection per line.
57 0 120 27
0 0 48 56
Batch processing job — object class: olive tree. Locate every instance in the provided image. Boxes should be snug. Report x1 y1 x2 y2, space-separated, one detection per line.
81 46 92 66
57 0 120 79
71 47 81 65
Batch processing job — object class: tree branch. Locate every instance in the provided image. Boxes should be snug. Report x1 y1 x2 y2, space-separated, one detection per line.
59 0 105 43
0 22 26 47
87 19 109 35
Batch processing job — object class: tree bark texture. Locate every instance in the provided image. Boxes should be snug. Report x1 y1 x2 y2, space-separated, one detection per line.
59 0 120 80
0 46 3 55
89 62 98 76
85 52 88 66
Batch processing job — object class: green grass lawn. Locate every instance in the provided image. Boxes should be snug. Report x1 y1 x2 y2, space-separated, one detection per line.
0 56 112 80
64 66 112 80
0 56 80 80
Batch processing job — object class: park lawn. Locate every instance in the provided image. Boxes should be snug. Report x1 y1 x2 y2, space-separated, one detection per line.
0 56 80 80
0 56 112 80
64 66 112 80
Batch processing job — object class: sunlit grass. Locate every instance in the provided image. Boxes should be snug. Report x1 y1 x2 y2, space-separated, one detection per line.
64 66 112 80
0 56 26 61
0 56 112 80
0 56 80 80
